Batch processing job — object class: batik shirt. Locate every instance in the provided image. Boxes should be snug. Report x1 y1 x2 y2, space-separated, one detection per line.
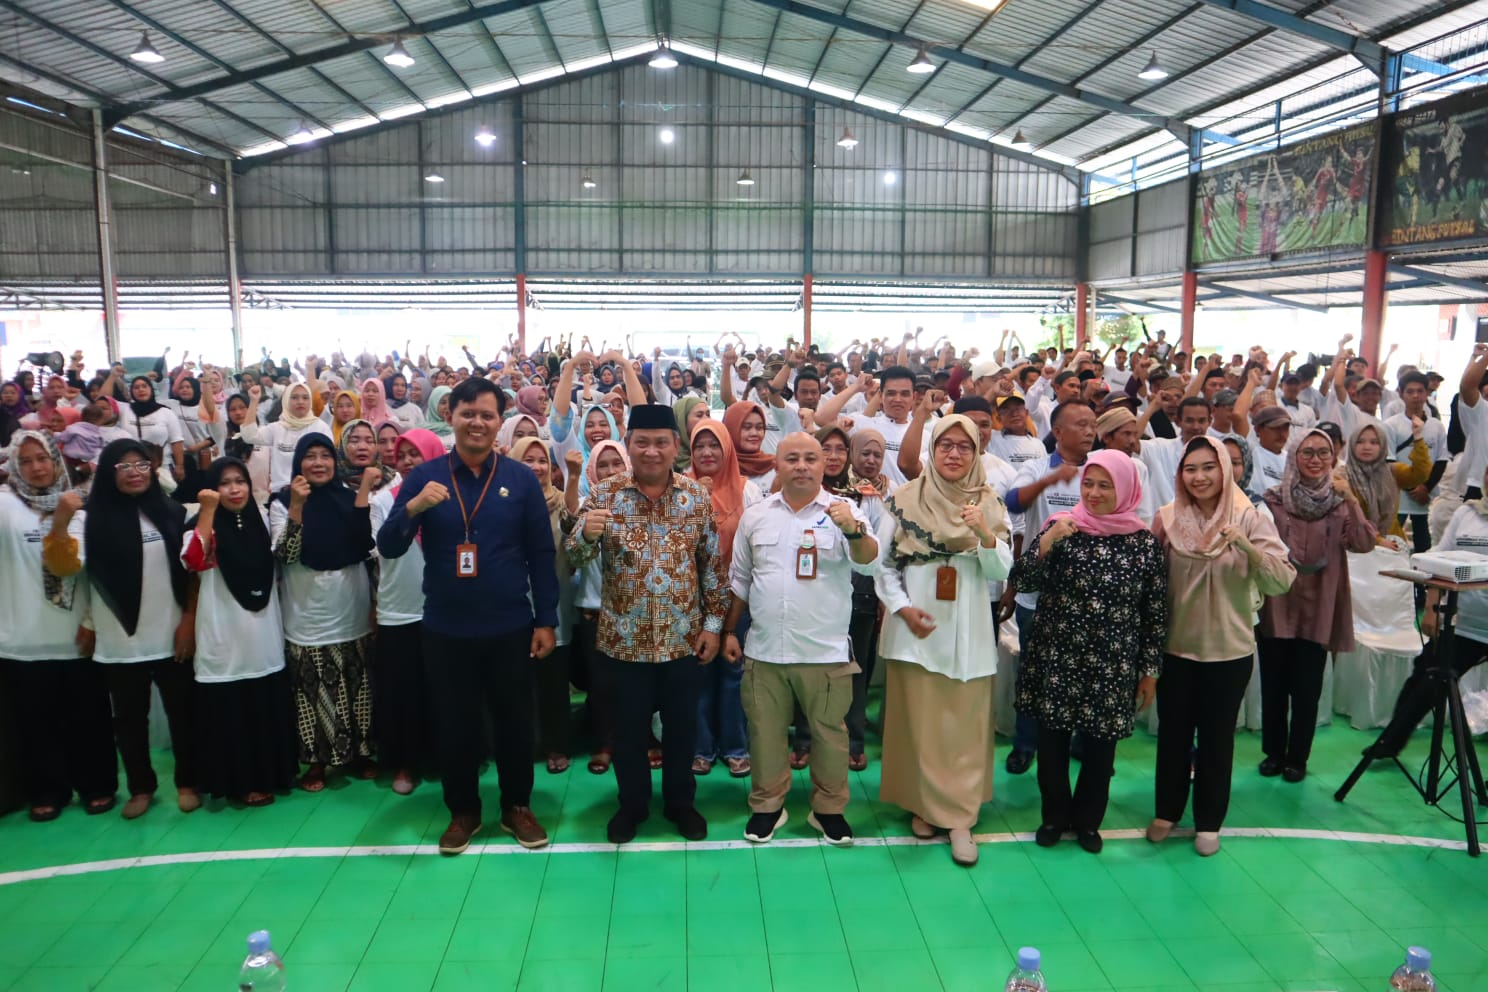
565 471 728 663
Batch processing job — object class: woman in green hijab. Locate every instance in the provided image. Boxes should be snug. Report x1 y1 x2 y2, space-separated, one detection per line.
671 395 710 472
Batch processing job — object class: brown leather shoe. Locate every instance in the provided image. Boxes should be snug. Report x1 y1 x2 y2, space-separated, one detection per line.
121 793 152 820
500 806 549 849
438 814 482 855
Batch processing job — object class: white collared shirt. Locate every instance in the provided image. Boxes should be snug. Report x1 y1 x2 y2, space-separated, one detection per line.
729 489 875 665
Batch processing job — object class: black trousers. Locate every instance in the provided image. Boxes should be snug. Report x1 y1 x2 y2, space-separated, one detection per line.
105 659 198 796
535 643 571 755
1154 654 1251 833
569 613 612 751
423 627 535 819
3 659 118 808
374 621 433 774
602 653 704 818
1258 637 1328 766
1036 725 1116 833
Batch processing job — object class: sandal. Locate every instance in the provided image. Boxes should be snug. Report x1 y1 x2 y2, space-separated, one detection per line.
546 753 570 774
354 758 380 780
391 770 416 795
849 753 868 773
587 750 613 774
85 796 117 815
28 805 61 823
243 792 275 807
648 748 663 770
789 749 810 770
691 756 714 776
300 764 327 793
725 756 751 778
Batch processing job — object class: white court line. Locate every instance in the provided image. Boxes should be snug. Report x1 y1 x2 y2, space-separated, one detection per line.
0 827 1467 887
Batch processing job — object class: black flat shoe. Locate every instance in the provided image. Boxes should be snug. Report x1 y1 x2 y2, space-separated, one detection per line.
1034 824 1063 848
1282 764 1306 783
1005 750 1034 775
1258 757 1282 777
1077 830 1103 854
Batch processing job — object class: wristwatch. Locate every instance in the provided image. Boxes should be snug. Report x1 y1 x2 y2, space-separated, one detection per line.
845 531 864 541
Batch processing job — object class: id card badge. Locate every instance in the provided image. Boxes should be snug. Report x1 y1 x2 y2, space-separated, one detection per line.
796 529 818 580
456 543 478 578
935 565 957 601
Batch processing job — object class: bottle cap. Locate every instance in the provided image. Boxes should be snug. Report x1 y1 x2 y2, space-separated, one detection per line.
1017 946 1040 971
1407 946 1431 972
248 930 272 955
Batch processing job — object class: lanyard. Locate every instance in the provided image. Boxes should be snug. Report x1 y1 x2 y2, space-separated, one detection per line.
449 452 497 543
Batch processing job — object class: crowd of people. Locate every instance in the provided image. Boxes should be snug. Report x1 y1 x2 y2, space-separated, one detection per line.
0 326 1481 864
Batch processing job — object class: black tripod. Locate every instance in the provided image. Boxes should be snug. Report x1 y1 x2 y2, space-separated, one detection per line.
1335 575 1488 856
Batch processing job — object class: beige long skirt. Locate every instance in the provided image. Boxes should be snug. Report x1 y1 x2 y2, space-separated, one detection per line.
879 660 995 830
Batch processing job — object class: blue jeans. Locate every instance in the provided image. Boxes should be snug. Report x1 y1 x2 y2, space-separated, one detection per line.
1013 604 1039 754
696 611 750 761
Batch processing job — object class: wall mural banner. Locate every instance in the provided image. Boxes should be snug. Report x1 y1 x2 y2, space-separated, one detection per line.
1380 87 1488 248
1190 122 1374 266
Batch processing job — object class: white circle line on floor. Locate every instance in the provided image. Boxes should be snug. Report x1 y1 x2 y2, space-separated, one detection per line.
0 827 1468 887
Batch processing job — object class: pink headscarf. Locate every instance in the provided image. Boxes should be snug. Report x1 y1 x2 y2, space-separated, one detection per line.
585 439 630 488
359 378 390 426
1048 448 1148 537
389 428 447 501
516 385 548 426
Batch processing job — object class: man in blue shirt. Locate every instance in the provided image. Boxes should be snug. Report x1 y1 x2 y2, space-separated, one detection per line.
378 377 559 855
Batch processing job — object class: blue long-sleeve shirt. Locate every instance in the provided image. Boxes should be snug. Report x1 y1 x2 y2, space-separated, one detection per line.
377 450 559 639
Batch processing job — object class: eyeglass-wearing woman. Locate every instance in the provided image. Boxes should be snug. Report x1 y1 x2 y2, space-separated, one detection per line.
70 438 200 819
270 433 377 791
183 457 298 806
1012 450 1167 853
875 414 1012 866
1257 428 1375 783
1149 436 1294 856
0 431 118 820
369 429 446 795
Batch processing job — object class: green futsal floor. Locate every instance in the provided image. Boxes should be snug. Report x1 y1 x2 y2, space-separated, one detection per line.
0 721 1486 992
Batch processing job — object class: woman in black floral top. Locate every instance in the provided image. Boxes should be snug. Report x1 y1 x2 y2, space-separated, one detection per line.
1010 449 1168 854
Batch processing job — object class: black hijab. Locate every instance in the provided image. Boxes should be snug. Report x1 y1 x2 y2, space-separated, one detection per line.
384 374 409 409
128 375 165 419
224 394 253 462
86 438 188 636
272 433 373 571
174 376 201 408
188 457 273 613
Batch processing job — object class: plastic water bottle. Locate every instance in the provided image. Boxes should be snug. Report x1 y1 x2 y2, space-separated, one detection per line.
238 930 286 991
1389 946 1436 991
1004 946 1048 991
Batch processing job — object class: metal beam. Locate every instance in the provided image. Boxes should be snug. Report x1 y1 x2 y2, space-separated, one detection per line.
947 0 1106 120
91 109 120 363
531 4 568 71
1100 294 1181 313
107 0 552 123
102 0 333 131
385 0 477 94
0 0 285 143
1203 281 1330 313
591 0 616 61
302 0 425 110
1388 262 1488 296
224 162 243 361
0 139 196 201
1194 0 1386 72
743 0 1192 141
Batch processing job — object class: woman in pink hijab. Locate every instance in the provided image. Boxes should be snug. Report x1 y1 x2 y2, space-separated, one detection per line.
1007 449 1169 854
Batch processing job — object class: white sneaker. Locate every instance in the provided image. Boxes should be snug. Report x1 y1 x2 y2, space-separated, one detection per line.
1194 831 1221 857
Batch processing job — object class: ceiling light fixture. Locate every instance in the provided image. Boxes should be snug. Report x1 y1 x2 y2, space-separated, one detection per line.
424 171 445 183
961 0 1010 9
736 169 755 186
659 128 675 145
906 46 936 74
883 171 897 186
581 171 597 189
384 38 415 69
288 120 315 144
208 181 218 196
836 127 858 149
474 126 496 147
649 44 678 69
1137 51 1169 81
130 31 164 64
1011 129 1030 149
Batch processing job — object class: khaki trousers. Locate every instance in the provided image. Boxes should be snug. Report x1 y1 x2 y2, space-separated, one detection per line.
741 657 858 814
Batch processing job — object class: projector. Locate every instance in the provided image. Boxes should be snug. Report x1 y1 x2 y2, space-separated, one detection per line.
1412 551 1488 583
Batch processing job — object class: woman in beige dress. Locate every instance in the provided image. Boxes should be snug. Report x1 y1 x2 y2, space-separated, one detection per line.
874 414 1013 866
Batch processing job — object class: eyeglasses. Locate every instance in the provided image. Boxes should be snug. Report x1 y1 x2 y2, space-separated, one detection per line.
934 441 976 457
1296 448 1333 461
114 460 152 475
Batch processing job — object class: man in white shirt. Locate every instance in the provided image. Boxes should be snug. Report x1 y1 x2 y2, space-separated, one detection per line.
1004 400 1096 774
1137 397 1214 508
724 432 877 847
1246 406 1292 498
818 366 918 488
1104 348 1132 392
1457 344 1488 501
1387 372 1448 553
1277 372 1318 443
985 395 1047 471
1094 407 1158 524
